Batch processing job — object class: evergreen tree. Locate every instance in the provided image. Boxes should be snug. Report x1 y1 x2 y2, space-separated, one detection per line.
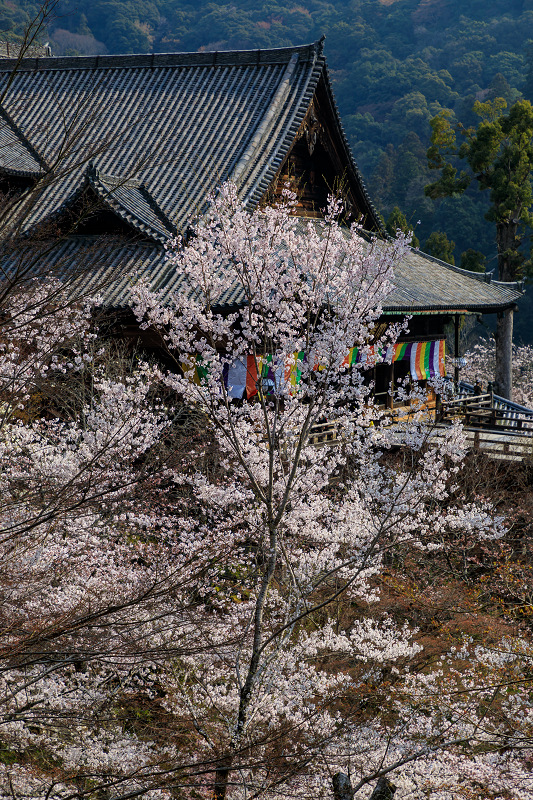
385 205 420 247
522 40 533 103
424 230 455 264
425 99 533 281
460 248 486 272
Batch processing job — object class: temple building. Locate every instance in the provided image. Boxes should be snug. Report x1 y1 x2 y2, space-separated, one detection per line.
0 39 523 400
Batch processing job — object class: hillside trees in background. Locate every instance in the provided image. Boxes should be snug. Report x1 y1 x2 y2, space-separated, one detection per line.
459 247 486 272
423 230 455 265
3 0 533 300
384 205 419 248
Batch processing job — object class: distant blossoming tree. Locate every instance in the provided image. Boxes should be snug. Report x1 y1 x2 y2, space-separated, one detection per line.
464 340 533 408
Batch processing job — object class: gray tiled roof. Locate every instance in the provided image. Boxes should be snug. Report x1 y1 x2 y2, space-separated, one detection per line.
0 109 45 175
0 42 332 235
385 247 523 313
0 43 523 313
56 164 177 243
27 227 521 314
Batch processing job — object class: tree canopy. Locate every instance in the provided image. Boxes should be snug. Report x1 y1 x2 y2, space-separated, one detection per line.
423 229 456 265
3 181 533 800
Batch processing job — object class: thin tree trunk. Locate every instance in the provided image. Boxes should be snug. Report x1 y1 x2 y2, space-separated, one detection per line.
333 773 354 800
369 777 397 799
332 773 397 800
214 758 232 800
212 519 279 800
496 220 521 282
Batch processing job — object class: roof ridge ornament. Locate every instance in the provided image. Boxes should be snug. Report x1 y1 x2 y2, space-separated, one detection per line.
88 163 143 190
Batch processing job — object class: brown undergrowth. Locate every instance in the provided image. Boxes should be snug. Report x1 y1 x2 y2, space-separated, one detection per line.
373 450 533 655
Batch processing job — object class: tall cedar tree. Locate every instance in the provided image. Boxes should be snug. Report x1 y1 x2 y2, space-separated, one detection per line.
425 98 533 282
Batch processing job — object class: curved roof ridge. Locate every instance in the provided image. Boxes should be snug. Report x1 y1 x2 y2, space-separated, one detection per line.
0 41 325 73
88 165 176 242
92 168 143 190
231 52 300 189
0 106 48 175
409 245 525 290
238 43 326 209
491 276 526 291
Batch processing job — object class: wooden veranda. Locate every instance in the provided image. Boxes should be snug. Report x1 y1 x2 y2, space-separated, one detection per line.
308 382 533 461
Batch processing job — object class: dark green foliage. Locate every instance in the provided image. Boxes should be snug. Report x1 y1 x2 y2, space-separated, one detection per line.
460 249 486 273
385 206 419 248
522 41 533 102
425 98 533 282
424 231 455 265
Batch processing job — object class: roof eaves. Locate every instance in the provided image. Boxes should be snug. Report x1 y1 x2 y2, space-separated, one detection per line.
30 166 170 244
240 41 327 210
138 186 177 238
31 177 87 231
408 247 526 293
0 164 41 179
88 166 175 244
382 302 520 314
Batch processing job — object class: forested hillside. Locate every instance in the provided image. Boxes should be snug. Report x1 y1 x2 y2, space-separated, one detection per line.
2 0 533 338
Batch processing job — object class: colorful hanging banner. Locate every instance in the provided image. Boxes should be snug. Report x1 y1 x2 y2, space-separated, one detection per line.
224 358 248 399
284 350 305 390
234 354 285 400
392 342 412 363
181 355 210 386
391 340 445 380
185 340 446 396
342 347 359 367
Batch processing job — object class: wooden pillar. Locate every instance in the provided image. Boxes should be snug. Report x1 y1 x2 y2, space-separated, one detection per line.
495 308 513 400
454 313 460 386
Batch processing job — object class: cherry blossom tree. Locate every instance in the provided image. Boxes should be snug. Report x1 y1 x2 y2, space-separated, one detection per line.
130 183 531 800
0 278 218 800
1 182 532 800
